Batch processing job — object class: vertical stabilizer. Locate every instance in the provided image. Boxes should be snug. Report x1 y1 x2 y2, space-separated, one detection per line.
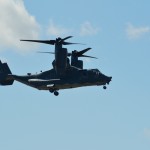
0 60 14 85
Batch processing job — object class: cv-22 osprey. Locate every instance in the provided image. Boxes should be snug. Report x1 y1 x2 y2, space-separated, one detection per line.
0 36 112 96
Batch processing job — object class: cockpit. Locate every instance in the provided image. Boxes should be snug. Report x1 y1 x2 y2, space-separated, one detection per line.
80 69 103 79
89 69 101 76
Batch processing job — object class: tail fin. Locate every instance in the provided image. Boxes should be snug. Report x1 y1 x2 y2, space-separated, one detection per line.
0 60 14 85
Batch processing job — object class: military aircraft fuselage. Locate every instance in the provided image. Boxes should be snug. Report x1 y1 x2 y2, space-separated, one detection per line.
7 66 111 92
0 36 112 96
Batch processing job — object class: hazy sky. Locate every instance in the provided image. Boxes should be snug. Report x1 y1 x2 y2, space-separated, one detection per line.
0 0 150 150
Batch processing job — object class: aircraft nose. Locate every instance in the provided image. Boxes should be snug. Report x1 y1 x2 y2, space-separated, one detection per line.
108 76 112 84
103 75 112 84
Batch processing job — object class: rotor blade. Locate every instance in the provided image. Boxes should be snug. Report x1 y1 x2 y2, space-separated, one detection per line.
76 48 92 56
62 36 73 41
63 42 85 45
79 55 98 59
20 40 56 45
37 51 55 54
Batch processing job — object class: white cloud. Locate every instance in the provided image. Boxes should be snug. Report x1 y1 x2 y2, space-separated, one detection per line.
126 23 150 39
80 21 99 36
47 20 100 38
0 0 40 53
47 20 72 37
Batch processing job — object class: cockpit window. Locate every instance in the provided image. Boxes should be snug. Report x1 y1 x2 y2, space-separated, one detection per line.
91 69 100 74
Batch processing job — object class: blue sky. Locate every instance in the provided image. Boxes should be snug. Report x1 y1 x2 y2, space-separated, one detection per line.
0 0 150 150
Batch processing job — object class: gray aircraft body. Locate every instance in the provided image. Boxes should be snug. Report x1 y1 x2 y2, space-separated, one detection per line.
0 36 112 96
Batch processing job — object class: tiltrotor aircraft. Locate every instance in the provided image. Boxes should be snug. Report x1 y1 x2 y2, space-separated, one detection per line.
0 36 112 96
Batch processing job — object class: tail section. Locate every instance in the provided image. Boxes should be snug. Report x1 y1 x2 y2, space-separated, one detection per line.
0 60 14 85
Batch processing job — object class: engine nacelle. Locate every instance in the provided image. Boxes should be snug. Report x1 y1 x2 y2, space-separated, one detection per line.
71 60 83 69
55 48 68 76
